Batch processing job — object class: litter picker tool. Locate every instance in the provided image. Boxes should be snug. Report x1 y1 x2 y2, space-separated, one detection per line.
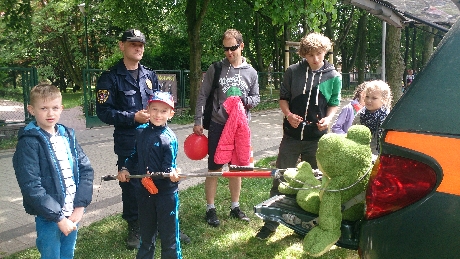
101 168 281 182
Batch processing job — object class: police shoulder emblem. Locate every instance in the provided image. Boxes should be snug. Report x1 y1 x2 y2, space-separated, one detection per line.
146 79 152 89
97 90 109 104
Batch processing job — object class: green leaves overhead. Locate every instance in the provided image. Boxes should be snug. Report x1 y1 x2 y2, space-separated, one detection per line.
0 0 33 33
253 0 337 31
0 0 342 94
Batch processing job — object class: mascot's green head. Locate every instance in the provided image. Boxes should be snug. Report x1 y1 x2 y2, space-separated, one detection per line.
316 125 372 179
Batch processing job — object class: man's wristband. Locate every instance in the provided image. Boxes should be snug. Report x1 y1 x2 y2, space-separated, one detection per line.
119 167 128 173
285 112 292 119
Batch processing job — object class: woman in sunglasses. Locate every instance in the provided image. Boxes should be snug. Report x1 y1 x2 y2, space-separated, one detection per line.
192 29 260 228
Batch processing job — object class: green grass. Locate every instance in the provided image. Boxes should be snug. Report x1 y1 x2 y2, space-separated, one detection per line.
4 157 358 259
62 91 84 109
253 99 279 112
170 108 195 125
0 135 18 149
341 89 355 99
0 86 23 102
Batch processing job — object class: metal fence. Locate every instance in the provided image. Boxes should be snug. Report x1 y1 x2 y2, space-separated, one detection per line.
0 67 38 125
0 67 38 139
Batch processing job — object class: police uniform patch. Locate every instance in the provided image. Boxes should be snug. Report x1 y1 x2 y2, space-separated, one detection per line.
146 79 152 89
97 90 109 104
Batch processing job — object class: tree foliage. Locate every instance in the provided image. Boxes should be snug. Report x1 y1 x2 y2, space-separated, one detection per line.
253 0 337 32
0 0 447 108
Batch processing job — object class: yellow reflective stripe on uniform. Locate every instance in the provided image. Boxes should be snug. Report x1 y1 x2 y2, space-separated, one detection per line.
385 131 460 195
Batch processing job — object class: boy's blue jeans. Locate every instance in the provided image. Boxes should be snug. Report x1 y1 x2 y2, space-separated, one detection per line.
35 216 78 259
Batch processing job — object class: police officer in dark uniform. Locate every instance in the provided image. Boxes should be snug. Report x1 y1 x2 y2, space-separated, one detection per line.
96 29 160 249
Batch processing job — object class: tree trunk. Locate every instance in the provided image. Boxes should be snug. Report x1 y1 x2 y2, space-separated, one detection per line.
357 12 368 84
273 25 282 90
422 26 434 68
411 26 417 72
403 26 410 88
283 23 291 65
185 0 210 116
56 32 81 92
250 12 266 73
340 10 360 90
253 13 269 91
386 25 404 103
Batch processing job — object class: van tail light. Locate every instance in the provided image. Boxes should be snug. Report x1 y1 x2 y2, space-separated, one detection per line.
365 154 437 220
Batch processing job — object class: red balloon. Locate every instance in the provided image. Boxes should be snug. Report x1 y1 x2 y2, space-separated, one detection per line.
184 133 208 160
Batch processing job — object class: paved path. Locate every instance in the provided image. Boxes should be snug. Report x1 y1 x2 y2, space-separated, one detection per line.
0 109 287 257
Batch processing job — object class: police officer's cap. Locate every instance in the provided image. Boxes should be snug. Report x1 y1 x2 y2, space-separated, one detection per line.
121 29 146 44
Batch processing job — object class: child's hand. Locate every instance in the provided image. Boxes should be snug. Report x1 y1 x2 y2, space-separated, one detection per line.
68 207 85 224
117 168 130 182
57 217 77 236
287 113 303 128
317 117 331 131
170 168 180 182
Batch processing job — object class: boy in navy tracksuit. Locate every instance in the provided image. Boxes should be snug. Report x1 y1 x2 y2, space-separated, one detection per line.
13 83 94 259
96 29 161 249
118 91 182 259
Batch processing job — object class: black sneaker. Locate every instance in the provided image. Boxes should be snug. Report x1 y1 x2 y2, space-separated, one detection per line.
180 230 191 244
255 226 275 240
206 208 220 227
126 220 140 249
229 207 250 222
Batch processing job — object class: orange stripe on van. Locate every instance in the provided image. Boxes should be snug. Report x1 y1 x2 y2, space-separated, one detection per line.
385 131 460 195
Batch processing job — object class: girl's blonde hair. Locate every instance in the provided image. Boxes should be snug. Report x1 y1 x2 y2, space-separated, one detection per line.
354 82 367 100
364 80 393 108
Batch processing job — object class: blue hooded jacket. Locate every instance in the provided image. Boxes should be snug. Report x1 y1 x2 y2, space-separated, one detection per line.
13 122 94 223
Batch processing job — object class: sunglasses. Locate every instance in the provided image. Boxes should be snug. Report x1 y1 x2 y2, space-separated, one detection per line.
223 44 240 52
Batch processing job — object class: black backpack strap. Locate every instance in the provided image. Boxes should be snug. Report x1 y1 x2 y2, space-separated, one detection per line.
210 61 222 106
212 61 222 90
202 61 223 130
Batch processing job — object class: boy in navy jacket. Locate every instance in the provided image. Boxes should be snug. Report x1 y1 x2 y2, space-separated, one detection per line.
118 91 182 259
13 83 94 259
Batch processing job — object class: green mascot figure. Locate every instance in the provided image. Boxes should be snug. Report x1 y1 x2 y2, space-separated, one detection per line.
279 125 373 257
